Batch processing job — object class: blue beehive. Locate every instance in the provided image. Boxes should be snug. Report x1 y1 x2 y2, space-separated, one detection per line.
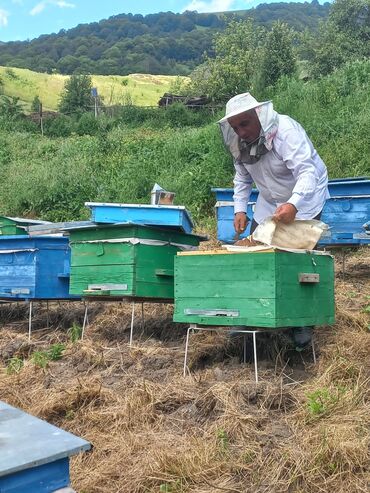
212 177 370 246
0 400 90 493
86 202 194 233
0 235 78 300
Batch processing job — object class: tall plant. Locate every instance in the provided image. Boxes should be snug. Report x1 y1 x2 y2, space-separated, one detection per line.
58 74 93 115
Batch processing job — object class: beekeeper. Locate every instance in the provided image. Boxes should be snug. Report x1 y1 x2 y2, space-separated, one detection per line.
218 92 329 236
218 93 330 349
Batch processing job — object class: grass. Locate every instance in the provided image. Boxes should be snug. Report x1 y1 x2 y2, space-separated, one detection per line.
0 66 186 111
0 248 368 492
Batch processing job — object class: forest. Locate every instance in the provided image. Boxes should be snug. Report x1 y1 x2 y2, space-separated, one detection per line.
0 1 330 75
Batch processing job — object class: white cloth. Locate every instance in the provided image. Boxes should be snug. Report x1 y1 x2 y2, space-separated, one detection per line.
233 114 329 223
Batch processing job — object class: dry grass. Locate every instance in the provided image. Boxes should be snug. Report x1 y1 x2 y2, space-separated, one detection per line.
0 247 369 492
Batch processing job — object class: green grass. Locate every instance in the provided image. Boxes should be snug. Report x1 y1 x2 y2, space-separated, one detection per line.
0 66 186 111
0 60 368 224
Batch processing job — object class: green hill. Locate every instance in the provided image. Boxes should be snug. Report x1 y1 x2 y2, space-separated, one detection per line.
0 67 182 110
0 2 330 76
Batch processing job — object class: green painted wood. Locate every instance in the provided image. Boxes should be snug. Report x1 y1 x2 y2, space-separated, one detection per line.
69 224 202 246
174 251 335 328
69 226 199 299
69 265 135 296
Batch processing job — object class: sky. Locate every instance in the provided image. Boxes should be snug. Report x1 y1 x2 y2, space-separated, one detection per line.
0 0 329 42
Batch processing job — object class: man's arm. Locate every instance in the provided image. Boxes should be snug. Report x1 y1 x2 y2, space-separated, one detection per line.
273 128 319 223
233 161 253 233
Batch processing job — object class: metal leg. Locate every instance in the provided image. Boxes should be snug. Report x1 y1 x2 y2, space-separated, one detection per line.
28 301 33 341
129 302 135 347
311 337 317 365
253 331 258 384
183 326 192 377
82 303 88 340
243 334 247 364
342 250 346 279
141 302 144 331
46 300 49 329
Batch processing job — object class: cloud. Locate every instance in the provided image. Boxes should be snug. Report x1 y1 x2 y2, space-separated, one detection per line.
55 1 75 7
0 9 9 28
30 0 75 16
30 2 47 15
182 0 236 13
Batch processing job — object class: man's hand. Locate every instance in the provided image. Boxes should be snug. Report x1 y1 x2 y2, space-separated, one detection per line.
234 212 248 234
273 203 297 224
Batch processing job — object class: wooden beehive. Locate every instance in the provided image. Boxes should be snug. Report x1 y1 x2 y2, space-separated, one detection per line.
0 400 90 493
211 178 370 246
173 249 335 328
0 235 77 300
0 217 50 236
68 224 204 300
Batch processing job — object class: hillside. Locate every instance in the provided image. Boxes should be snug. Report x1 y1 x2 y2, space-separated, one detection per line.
0 2 330 76
0 60 368 223
0 66 181 110
0 245 368 493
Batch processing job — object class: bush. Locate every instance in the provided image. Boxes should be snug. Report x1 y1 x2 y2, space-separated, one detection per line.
44 115 75 137
76 113 101 136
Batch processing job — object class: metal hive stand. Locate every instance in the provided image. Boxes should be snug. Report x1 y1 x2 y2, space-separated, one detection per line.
183 324 317 384
81 297 173 344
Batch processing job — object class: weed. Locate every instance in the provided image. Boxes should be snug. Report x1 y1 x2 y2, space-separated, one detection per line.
65 409 76 420
217 428 229 453
306 386 346 416
31 343 65 368
32 350 49 369
6 356 24 375
48 343 65 361
68 323 83 343
159 480 183 492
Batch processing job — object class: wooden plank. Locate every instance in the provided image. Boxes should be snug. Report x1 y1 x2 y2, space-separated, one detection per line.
178 248 275 256
70 243 135 267
69 265 135 296
69 224 202 246
175 280 276 299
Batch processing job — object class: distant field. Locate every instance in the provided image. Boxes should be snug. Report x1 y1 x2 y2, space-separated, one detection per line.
0 67 185 111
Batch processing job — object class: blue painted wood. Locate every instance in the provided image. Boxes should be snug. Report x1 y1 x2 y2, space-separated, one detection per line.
86 202 194 233
211 177 370 202
0 458 69 493
0 400 90 492
0 236 79 300
211 188 259 202
212 178 370 246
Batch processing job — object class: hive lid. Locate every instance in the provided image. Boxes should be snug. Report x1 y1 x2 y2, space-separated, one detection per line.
0 400 91 477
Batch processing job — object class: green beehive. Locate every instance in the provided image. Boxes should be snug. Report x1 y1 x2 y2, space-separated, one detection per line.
0 217 29 236
0 216 50 236
69 224 204 300
174 249 335 328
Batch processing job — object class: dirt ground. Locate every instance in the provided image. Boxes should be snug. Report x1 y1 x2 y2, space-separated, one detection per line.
0 246 369 493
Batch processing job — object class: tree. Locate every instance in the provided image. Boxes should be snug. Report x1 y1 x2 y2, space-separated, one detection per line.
31 95 42 112
58 74 93 114
190 19 266 102
0 96 24 118
310 0 370 77
259 21 297 89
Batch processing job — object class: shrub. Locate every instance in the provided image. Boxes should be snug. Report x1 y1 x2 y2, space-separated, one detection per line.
44 115 74 137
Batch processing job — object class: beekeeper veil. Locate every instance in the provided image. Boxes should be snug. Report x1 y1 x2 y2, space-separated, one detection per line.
218 92 279 164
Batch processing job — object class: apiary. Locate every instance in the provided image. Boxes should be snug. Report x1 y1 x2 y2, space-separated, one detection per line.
0 235 77 300
68 223 205 299
0 400 90 493
174 249 335 328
